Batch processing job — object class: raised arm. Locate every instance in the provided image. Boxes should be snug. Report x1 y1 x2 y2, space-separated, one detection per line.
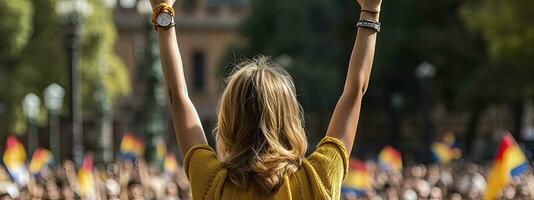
325 0 382 154
149 0 207 155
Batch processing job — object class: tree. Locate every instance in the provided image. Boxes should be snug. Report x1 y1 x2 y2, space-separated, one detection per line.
230 0 489 159
0 0 33 63
0 0 130 141
461 0 534 142
80 0 130 108
0 0 65 136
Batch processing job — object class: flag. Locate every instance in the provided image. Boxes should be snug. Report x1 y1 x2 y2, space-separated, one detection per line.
29 148 53 175
155 137 166 165
78 154 95 197
484 133 529 200
431 142 455 164
431 132 462 164
164 153 179 175
342 159 370 197
378 145 402 173
2 136 30 185
133 136 145 156
119 132 144 161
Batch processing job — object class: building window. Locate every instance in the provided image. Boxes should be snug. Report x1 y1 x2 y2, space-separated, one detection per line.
193 51 205 92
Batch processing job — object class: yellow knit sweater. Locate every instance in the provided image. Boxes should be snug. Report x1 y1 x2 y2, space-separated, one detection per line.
183 137 349 200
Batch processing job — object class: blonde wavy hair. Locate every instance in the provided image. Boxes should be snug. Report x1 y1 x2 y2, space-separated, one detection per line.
214 56 308 193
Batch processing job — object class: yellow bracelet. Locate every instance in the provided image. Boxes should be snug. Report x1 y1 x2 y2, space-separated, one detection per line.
151 3 175 31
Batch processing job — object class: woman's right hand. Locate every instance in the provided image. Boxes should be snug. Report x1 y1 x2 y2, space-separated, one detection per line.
357 0 382 13
148 0 176 9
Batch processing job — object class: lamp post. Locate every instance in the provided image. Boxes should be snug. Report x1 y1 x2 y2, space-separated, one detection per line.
92 0 118 164
22 93 41 154
415 61 436 163
56 0 91 165
94 81 113 163
44 83 65 161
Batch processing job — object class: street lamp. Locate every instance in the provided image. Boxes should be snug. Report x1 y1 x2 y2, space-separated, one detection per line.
275 54 293 68
44 83 65 161
415 61 436 163
56 0 92 165
22 93 41 154
120 0 137 9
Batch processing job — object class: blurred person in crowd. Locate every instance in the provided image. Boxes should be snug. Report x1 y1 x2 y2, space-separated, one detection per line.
164 182 180 200
148 0 381 197
0 193 13 200
127 179 146 200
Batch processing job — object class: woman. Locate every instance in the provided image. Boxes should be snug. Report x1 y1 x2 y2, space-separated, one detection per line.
149 0 381 198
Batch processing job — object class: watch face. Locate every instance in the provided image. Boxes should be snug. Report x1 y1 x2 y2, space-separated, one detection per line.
157 12 172 26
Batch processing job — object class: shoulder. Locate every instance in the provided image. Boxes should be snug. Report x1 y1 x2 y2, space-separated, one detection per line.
301 136 349 199
307 136 349 175
183 144 226 199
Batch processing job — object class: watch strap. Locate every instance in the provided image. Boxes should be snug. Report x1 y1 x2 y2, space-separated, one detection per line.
357 20 381 32
154 22 176 31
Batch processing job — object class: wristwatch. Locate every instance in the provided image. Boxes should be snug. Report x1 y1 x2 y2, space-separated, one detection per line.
155 11 176 30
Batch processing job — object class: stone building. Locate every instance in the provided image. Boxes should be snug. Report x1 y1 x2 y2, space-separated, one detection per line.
111 0 247 146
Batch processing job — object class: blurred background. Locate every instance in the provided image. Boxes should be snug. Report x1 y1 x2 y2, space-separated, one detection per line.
0 0 533 199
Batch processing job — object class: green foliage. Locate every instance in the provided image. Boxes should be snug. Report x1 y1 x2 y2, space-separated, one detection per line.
0 0 33 62
461 0 534 98
0 0 64 135
80 0 130 108
0 0 130 135
233 0 487 112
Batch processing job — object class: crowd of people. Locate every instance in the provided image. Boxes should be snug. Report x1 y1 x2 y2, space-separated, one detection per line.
0 133 532 200
0 158 191 200
0 157 533 199
342 160 534 200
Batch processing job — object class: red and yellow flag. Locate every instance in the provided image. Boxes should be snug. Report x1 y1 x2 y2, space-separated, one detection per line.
29 148 53 175
3 135 30 185
78 154 95 197
484 133 528 200
342 159 370 196
378 145 402 173
164 153 179 175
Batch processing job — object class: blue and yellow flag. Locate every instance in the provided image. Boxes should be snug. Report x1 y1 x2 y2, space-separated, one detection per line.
431 132 461 164
119 132 144 161
155 137 166 165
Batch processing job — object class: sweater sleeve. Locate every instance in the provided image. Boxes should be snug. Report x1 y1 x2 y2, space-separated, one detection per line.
307 136 349 198
183 144 224 199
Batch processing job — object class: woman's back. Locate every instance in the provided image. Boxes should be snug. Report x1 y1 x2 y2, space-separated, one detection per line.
185 137 348 200
149 0 381 198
